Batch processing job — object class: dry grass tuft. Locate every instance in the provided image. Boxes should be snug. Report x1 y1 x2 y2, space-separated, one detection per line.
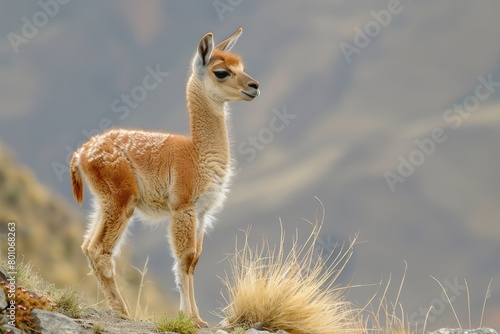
51 286 86 318
220 199 364 334
131 255 151 319
92 322 104 334
363 263 417 334
10 258 46 293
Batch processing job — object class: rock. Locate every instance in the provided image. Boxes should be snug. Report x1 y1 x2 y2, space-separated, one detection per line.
2 325 22 334
430 328 499 334
0 286 7 309
218 318 230 327
245 329 271 334
0 266 8 281
215 330 229 334
26 290 40 298
31 309 82 334
0 314 22 334
243 329 289 334
251 322 265 330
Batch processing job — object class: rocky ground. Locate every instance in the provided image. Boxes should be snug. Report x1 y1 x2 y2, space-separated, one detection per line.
1 300 499 334
430 329 499 334
0 260 497 334
76 309 159 334
76 309 289 334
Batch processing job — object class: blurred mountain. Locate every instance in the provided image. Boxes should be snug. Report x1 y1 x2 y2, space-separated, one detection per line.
0 0 499 328
0 142 85 285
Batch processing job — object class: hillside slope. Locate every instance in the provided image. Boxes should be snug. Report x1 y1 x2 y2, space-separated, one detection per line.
0 142 86 285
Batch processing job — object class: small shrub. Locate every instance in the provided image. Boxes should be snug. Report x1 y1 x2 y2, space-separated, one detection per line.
51 287 86 319
7 258 46 293
221 201 364 334
154 311 197 334
92 322 104 334
113 311 129 320
232 327 246 334
363 264 417 334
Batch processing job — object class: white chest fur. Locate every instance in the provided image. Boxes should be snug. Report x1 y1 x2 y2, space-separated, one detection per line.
194 165 233 230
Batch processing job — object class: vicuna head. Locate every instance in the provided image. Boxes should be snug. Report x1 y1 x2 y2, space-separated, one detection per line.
192 27 260 103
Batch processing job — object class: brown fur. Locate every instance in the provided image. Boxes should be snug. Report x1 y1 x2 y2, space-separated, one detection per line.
211 50 242 66
70 156 83 205
69 28 259 327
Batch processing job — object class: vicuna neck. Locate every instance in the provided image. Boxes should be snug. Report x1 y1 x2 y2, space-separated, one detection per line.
186 75 230 162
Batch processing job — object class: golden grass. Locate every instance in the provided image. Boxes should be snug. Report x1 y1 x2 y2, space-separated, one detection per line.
364 275 494 334
362 263 418 334
51 286 86 319
131 255 151 319
428 277 494 332
92 322 104 334
367 293 417 334
220 200 364 334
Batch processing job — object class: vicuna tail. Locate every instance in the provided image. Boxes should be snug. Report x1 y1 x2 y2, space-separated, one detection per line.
70 153 84 205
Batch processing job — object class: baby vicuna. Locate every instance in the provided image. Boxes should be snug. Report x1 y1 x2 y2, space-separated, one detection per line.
70 28 259 327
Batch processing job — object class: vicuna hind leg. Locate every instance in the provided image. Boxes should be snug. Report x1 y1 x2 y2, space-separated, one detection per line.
169 207 207 327
81 207 103 274
82 194 138 317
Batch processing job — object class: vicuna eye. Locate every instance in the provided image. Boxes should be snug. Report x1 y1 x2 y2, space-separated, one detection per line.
213 71 230 79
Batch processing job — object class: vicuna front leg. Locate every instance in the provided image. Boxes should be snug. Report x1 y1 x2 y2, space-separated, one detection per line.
189 229 205 325
169 207 207 327
82 195 138 317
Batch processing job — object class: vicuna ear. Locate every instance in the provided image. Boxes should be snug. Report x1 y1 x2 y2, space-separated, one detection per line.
215 27 242 52
196 32 214 69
